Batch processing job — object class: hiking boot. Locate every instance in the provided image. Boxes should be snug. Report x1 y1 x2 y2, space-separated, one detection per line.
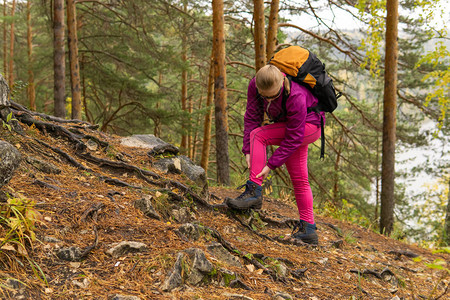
226 180 263 210
292 220 318 245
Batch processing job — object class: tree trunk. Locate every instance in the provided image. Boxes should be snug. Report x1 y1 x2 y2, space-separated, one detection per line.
444 180 450 245
266 0 279 61
192 95 203 161
200 54 214 173
375 128 380 221
27 0 36 110
333 134 344 205
188 94 193 158
67 0 82 120
53 0 66 118
81 53 91 122
154 72 162 137
8 0 16 88
3 0 7 77
253 0 266 71
212 0 230 185
180 21 188 154
380 0 399 236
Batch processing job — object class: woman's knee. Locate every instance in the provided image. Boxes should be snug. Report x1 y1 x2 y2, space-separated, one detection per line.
250 127 265 142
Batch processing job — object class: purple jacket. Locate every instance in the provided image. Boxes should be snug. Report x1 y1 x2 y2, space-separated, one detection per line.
242 77 325 170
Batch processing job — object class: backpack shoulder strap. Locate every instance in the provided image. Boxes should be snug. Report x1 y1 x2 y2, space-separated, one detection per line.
280 76 291 120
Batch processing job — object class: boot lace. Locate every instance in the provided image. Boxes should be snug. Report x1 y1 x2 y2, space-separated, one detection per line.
291 220 305 235
235 182 253 200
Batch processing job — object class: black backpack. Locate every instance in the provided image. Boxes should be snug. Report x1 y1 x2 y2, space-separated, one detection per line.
266 45 341 159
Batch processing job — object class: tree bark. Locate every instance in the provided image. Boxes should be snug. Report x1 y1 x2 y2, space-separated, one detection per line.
81 53 90 122
380 0 399 236
154 72 162 137
27 0 36 110
180 60 188 153
333 134 344 205
54 0 66 118
3 0 7 77
444 180 450 245
375 123 381 221
188 93 193 158
180 1 188 154
200 54 214 173
266 0 279 62
212 0 230 185
7 0 15 88
192 95 203 161
67 0 82 120
253 0 266 71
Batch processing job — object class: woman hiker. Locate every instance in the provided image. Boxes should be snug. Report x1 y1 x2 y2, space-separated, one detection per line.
226 64 324 245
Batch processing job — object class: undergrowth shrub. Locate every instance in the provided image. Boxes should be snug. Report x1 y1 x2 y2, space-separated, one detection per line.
0 192 46 283
318 199 374 229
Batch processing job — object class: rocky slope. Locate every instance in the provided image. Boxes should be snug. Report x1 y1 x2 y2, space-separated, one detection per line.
0 106 448 300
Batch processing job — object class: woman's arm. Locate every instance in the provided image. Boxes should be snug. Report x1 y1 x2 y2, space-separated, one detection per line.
242 78 264 155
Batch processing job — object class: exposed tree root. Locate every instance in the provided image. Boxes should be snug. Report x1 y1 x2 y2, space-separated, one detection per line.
76 152 160 182
34 138 90 170
387 250 419 258
80 203 105 223
202 224 288 283
10 101 94 127
258 213 298 229
32 179 60 190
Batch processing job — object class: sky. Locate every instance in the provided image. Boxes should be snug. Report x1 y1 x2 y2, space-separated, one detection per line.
281 0 450 33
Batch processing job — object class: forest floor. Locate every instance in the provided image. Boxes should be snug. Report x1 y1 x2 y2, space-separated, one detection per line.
0 109 448 300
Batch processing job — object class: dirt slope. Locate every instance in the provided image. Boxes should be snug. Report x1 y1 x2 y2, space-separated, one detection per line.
0 110 448 300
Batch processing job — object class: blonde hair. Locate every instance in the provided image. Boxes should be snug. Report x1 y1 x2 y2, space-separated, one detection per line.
255 65 290 94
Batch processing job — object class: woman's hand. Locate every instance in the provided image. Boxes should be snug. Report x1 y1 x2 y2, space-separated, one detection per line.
246 154 251 168
256 165 271 181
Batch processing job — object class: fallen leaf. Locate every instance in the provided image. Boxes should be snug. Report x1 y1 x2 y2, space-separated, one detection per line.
255 269 264 275
69 262 81 269
246 264 255 272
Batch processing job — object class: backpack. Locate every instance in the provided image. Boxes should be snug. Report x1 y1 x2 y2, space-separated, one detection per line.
266 45 341 159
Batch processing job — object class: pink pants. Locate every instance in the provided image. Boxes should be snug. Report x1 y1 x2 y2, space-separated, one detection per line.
249 123 321 224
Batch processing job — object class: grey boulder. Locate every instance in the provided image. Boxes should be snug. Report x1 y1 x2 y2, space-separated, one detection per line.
0 140 21 188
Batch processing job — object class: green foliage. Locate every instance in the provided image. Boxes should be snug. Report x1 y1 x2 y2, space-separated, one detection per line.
412 252 449 298
219 270 236 286
10 81 28 101
0 192 46 283
265 257 284 276
425 258 448 271
319 200 374 230
343 231 358 244
1 112 16 132
356 0 386 77
250 211 267 231
415 41 449 131
396 177 449 245
152 191 171 216
0 194 38 251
